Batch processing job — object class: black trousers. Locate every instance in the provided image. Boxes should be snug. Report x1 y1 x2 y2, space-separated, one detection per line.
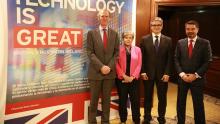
177 79 205 124
143 79 168 124
116 79 140 123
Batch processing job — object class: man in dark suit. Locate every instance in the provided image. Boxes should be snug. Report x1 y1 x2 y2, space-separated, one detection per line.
174 20 212 124
87 10 119 124
140 17 172 124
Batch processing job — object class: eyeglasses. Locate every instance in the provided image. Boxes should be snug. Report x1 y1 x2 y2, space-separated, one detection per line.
151 24 162 27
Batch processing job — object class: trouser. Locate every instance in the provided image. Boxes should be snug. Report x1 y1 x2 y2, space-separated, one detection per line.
177 79 205 124
143 79 168 124
88 79 114 124
116 79 140 123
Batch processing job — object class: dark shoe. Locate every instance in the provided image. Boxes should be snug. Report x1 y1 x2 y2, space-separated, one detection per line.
157 116 165 124
134 121 140 124
159 122 165 124
142 120 150 124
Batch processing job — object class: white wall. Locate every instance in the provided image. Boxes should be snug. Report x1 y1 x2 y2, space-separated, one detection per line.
0 0 8 123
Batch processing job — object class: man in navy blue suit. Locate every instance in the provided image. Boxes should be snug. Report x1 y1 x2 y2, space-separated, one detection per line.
174 20 212 124
140 17 172 124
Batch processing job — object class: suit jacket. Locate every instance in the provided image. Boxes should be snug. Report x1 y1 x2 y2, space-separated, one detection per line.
87 27 120 80
140 34 172 80
116 45 142 80
174 37 212 78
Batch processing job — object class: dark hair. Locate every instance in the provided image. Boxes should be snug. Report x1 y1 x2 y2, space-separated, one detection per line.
185 20 199 28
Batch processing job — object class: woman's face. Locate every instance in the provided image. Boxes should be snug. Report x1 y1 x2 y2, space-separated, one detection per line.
123 34 133 47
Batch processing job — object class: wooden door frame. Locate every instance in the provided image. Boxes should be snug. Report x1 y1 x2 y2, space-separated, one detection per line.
151 0 220 18
150 0 220 98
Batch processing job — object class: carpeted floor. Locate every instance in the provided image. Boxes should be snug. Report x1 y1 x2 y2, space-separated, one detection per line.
110 83 220 124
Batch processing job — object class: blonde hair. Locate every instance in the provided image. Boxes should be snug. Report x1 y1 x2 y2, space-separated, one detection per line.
97 9 110 19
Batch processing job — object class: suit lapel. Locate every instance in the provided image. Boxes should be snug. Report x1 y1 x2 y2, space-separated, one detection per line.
192 37 201 57
122 46 126 62
94 29 104 49
149 35 156 54
183 38 189 58
157 35 165 53
107 29 112 51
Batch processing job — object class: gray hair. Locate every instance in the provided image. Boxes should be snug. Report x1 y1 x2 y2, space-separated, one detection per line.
150 17 163 25
122 32 134 39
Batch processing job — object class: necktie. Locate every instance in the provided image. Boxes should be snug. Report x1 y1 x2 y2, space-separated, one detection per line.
188 40 193 58
103 29 107 49
155 36 159 52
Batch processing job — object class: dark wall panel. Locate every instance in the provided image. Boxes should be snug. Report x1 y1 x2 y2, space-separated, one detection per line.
136 0 220 102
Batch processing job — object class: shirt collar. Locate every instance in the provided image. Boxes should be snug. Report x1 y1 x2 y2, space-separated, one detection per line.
99 25 108 31
152 33 161 38
188 36 197 42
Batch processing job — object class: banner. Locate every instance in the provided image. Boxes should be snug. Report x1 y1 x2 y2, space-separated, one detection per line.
2 0 136 123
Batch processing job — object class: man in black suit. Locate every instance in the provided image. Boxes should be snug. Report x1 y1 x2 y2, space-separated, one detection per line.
140 17 172 124
174 20 212 124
